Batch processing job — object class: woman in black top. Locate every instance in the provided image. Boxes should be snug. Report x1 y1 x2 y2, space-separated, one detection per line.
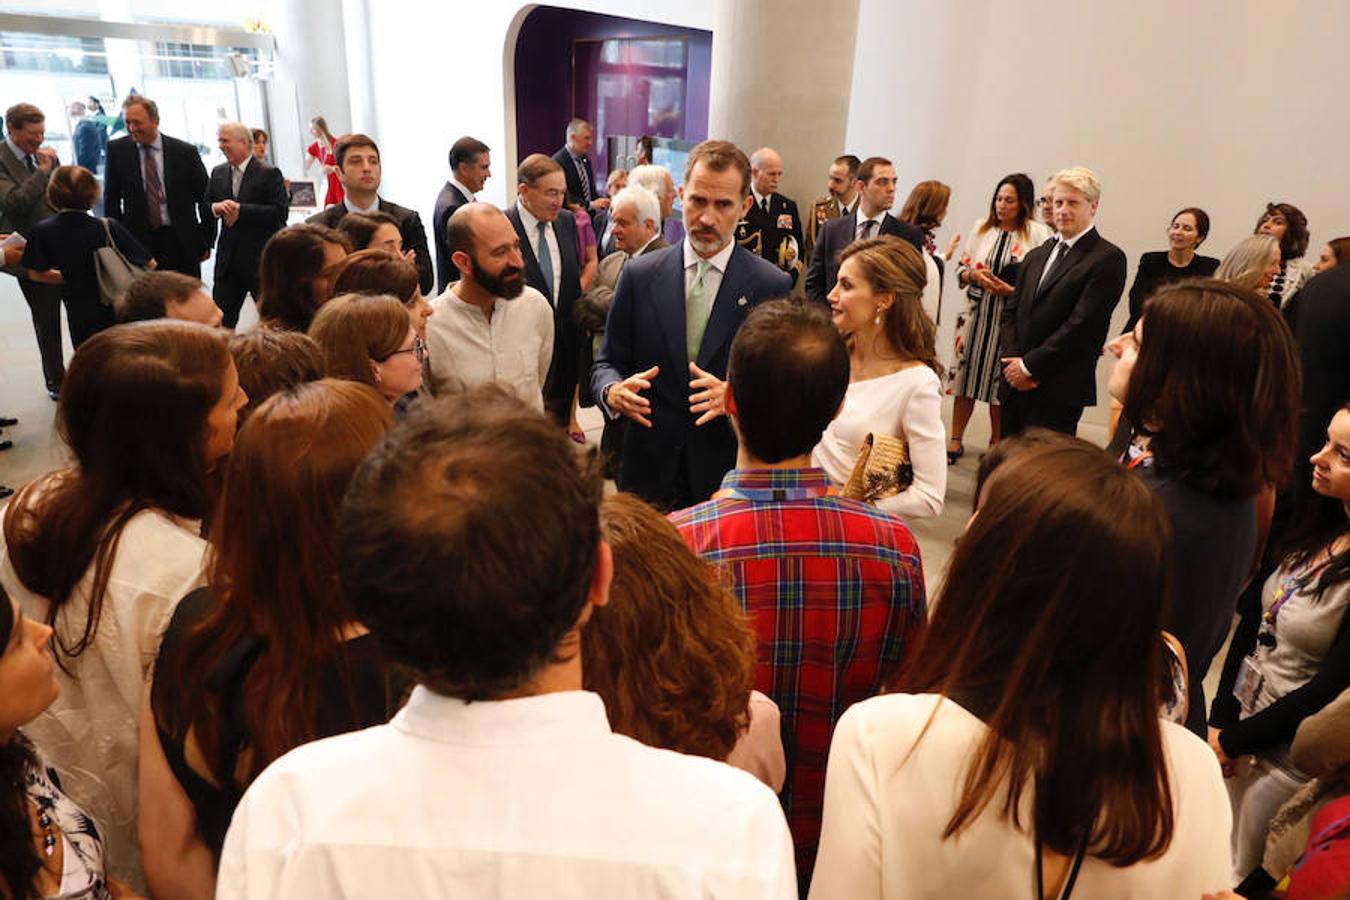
140 379 406 897
20 166 153 346
1121 207 1218 333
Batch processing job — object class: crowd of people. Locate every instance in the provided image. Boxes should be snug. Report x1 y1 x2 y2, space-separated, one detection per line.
1 90 1349 899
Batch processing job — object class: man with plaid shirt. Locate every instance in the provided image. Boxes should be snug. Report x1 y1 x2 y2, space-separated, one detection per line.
670 299 926 889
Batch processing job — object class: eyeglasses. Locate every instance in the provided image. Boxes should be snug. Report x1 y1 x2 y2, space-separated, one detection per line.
382 336 426 363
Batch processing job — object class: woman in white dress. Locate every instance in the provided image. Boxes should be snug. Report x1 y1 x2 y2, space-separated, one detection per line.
810 440 1232 899
0 321 246 889
811 236 946 519
946 173 1051 462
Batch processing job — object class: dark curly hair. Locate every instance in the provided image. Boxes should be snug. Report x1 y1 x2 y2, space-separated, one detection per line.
1255 202 1310 261
583 493 755 760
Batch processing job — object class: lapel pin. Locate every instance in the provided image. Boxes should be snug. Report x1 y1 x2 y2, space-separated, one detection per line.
737 296 748 307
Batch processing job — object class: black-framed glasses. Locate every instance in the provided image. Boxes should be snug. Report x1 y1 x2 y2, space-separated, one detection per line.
382 336 426 363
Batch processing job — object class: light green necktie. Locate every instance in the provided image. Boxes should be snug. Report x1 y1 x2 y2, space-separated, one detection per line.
686 259 712 362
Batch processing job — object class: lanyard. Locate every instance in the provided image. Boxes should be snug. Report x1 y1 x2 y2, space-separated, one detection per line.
1265 558 1332 629
1035 832 1088 900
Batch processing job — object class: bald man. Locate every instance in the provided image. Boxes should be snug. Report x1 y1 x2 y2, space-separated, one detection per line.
207 121 288 328
736 146 804 286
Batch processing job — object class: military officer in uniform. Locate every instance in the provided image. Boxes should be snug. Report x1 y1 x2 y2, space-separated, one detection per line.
737 146 804 286
804 154 860 263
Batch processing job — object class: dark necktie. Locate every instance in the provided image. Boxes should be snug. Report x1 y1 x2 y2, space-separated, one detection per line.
1038 239 1068 292
142 144 165 230
861 218 878 239
761 197 769 214
573 155 590 204
24 154 35 174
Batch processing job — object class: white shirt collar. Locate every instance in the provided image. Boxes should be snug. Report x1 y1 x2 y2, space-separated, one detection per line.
1056 224 1095 251
449 176 476 202
517 201 544 233
393 685 612 745
346 194 381 215
683 235 735 274
857 207 887 225
751 187 769 208
635 233 661 256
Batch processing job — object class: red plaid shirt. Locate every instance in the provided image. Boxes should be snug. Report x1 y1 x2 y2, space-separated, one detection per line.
670 467 926 885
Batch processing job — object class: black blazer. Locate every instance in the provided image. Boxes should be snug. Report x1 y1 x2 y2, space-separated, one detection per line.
505 204 583 408
591 243 793 507
104 133 215 257
551 146 596 207
803 211 924 302
998 227 1127 410
432 181 471 293
591 206 617 260
1290 263 1350 513
307 199 433 295
738 192 805 283
206 157 288 281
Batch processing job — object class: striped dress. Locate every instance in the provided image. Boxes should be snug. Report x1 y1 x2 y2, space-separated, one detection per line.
946 218 1051 402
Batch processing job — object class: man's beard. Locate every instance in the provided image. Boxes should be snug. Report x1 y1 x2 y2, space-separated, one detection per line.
471 255 525 299
687 224 730 257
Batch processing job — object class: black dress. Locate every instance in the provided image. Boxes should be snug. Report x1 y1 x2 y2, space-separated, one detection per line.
151 587 409 859
20 211 152 345
1121 251 1220 333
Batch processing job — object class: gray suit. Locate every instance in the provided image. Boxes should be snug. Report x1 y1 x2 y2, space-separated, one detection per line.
0 142 63 393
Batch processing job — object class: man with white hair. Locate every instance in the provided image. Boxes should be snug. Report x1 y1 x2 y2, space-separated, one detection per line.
206 120 288 328
575 184 669 475
737 147 804 285
622 164 676 255
998 165 1126 436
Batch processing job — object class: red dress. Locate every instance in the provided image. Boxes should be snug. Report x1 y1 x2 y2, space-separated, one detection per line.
307 140 343 206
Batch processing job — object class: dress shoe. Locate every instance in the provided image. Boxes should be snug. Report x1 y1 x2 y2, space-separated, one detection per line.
47 388 60 401
0 485 12 500
0 439 11 451
0 416 15 427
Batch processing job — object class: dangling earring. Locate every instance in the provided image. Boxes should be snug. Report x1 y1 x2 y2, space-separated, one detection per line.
874 307 884 326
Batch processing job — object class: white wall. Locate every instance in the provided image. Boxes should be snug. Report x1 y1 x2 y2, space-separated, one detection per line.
361 0 713 228
846 0 1350 427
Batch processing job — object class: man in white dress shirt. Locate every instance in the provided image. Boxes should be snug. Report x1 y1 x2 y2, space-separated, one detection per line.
425 203 553 409
216 390 796 899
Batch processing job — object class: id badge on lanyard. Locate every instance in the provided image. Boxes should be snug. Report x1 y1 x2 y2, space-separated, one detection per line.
1234 656 1263 715
1235 564 1316 714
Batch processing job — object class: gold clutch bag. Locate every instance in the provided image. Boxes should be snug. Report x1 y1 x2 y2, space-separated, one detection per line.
840 433 914 503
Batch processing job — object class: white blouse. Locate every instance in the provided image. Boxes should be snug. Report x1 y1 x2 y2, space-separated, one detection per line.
809 693 1232 899
811 364 947 519
1 503 207 889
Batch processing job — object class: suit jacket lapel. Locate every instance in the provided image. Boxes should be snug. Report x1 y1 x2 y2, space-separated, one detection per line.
656 246 689 371
0 143 27 185
698 245 749 367
1036 230 1097 299
509 207 550 304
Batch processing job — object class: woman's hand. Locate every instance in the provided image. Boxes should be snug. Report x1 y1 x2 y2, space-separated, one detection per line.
944 233 961 260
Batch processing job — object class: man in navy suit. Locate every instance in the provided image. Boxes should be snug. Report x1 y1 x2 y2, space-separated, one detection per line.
206 122 288 329
803 156 923 303
432 135 490 293
505 154 583 428
998 166 1127 436
592 140 793 509
551 118 609 216
103 96 214 279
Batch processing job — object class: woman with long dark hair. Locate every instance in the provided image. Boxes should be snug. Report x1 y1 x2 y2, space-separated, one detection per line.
257 224 351 332
1211 401 1350 883
583 493 784 790
141 379 403 896
810 441 1231 897
0 321 245 887
811 236 947 518
0 585 129 899
1107 279 1301 738
946 173 1051 461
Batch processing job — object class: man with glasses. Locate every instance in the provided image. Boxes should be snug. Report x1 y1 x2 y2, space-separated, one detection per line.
505 154 582 427
426 203 553 411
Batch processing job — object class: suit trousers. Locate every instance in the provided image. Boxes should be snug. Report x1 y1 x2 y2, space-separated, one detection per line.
1000 389 1083 438
213 269 259 330
18 277 65 393
146 227 202 279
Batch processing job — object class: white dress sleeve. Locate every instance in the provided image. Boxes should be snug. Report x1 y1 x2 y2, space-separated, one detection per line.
807 703 885 899
875 370 947 519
